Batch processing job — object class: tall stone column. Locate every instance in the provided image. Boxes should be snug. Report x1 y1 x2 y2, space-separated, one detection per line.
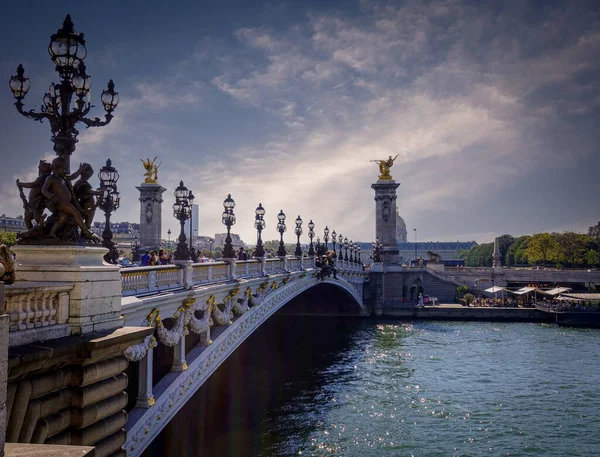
136 184 167 250
371 180 400 264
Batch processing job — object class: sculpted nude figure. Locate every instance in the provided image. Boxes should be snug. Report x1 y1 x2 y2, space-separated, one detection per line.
16 160 52 229
42 157 100 241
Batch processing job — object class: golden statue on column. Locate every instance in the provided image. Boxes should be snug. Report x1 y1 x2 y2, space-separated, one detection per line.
141 157 161 184
370 154 399 180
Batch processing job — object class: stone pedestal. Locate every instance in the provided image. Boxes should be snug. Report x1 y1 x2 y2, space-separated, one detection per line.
12 246 123 335
371 180 401 264
136 184 167 250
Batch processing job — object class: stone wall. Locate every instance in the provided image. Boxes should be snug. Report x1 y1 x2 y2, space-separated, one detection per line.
5 327 152 457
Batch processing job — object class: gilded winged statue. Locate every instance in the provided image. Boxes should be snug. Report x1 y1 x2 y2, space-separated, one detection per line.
370 154 399 180
141 157 161 184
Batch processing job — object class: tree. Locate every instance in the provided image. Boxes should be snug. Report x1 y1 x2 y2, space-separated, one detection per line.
525 233 558 265
463 243 493 267
497 234 515 265
506 235 531 266
0 231 17 247
555 232 589 267
585 250 600 266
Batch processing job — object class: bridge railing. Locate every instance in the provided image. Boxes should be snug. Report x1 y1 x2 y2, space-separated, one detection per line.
119 255 366 298
121 265 183 297
4 282 73 346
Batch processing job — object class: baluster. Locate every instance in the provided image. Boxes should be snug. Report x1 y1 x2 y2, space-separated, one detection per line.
48 292 58 325
149 270 157 291
40 291 52 326
8 296 20 331
172 337 187 372
24 293 35 329
137 348 155 408
30 293 42 327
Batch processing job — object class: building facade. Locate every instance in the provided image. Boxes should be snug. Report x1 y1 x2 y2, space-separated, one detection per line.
0 214 26 233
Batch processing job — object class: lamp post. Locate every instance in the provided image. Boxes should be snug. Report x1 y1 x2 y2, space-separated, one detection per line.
98 159 120 264
372 237 383 262
323 226 329 250
167 229 171 249
208 238 214 257
221 194 236 259
414 228 417 262
338 234 344 261
172 181 192 261
331 230 337 257
277 210 287 257
9 15 118 175
357 245 362 265
254 203 266 257
131 233 141 262
188 191 195 251
350 242 355 263
344 237 349 261
294 215 303 257
308 220 315 256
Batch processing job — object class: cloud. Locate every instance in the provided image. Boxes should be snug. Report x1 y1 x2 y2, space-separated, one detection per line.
1 1 598 246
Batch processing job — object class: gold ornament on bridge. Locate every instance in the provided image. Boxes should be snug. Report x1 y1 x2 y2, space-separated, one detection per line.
370 154 399 180
141 156 161 184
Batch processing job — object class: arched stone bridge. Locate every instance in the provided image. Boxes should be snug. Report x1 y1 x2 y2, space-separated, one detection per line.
119 258 367 456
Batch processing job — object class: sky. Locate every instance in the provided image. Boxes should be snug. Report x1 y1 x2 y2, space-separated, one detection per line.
0 0 598 245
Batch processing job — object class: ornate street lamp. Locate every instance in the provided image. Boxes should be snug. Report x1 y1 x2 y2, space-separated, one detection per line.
331 230 337 257
357 245 362 265
349 242 354 263
98 159 120 264
167 229 171 248
338 234 344 261
9 15 118 175
372 237 383 262
173 181 192 260
276 210 287 257
294 215 303 256
254 203 266 257
344 237 349 261
307 220 315 256
221 194 236 258
323 226 330 250
131 233 141 262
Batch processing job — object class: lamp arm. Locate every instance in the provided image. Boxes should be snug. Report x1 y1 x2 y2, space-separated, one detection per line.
15 101 54 124
81 112 113 128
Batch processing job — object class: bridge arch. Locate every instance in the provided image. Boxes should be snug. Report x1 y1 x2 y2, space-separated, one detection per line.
126 274 366 456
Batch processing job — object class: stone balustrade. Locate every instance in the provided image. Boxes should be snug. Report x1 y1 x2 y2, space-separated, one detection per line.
4 283 73 347
120 257 337 297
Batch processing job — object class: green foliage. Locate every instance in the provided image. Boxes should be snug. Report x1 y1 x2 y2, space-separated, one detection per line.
497 234 515 265
555 232 590 266
585 250 600 266
463 293 474 306
525 233 559 265
463 243 493 267
0 231 17 247
506 235 531 265
455 285 469 303
261 240 298 256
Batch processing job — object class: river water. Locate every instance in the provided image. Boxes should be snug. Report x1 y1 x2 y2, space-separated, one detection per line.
143 317 600 457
